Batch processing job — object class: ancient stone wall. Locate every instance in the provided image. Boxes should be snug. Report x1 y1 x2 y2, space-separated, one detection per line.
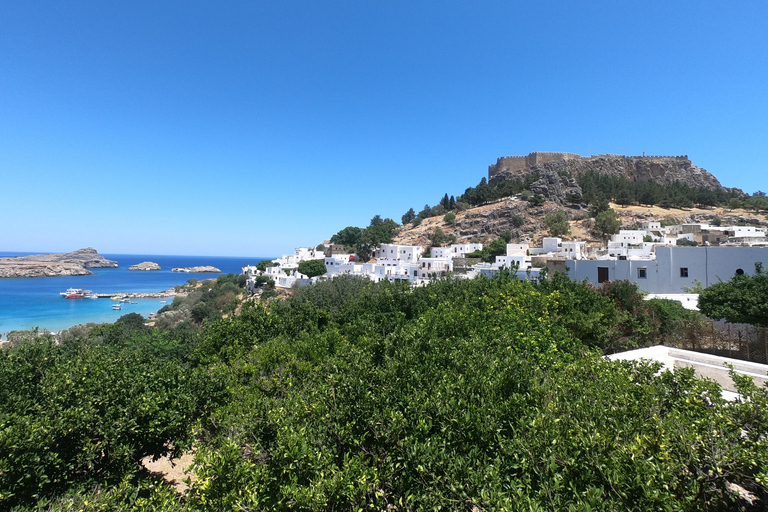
489 152 690 180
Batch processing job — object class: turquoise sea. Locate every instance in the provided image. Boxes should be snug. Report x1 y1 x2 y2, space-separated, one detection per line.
0 253 271 339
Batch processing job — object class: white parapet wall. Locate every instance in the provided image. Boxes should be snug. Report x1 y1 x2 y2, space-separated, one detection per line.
608 345 768 400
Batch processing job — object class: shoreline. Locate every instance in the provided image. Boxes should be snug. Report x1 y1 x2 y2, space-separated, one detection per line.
0 287 190 341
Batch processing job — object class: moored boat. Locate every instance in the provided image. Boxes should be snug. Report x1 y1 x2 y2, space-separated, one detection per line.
60 288 93 299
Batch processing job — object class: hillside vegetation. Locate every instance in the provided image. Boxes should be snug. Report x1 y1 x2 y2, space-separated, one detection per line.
390 170 768 248
2 273 767 510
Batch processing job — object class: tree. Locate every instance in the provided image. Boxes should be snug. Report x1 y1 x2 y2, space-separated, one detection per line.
355 228 381 262
429 227 446 247
544 210 570 237
402 208 416 225
589 197 611 217
482 237 507 263
440 193 450 210
115 312 147 331
443 212 456 225
256 259 279 272
527 194 545 206
418 204 433 220
330 226 362 247
616 188 635 207
565 191 583 205
699 263 768 327
594 208 622 238
298 259 327 278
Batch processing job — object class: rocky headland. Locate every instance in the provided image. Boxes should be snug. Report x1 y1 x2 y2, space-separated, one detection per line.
171 266 221 273
0 248 118 278
128 261 161 271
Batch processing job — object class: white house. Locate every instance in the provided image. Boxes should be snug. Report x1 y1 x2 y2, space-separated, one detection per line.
565 246 768 293
430 247 451 259
610 230 646 248
374 244 423 262
324 254 354 274
450 243 483 257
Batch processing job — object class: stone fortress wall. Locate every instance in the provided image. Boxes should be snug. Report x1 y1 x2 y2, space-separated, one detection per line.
489 152 690 180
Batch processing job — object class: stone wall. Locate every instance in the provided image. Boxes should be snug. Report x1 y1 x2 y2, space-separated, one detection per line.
489 152 690 180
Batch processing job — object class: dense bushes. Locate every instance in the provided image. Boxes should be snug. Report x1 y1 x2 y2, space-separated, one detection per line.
0 340 201 507
2 274 767 510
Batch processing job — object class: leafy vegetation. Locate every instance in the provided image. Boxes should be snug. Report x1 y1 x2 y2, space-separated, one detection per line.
2 273 767 510
297 259 327 278
330 215 399 262
594 208 622 238
699 262 768 327
544 209 570 237
578 171 743 210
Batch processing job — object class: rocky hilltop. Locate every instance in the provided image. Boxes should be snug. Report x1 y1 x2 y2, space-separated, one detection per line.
0 248 118 278
488 153 736 204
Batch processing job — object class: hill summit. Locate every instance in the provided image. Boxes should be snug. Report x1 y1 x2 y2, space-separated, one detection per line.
488 152 733 204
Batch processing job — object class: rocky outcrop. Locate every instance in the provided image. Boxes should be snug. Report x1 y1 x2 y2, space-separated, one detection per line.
489 154 734 202
528 172 583 204
171 266 221 273
128 261 161 271
0 262 93 278
393 197 574 247
0 248 117 278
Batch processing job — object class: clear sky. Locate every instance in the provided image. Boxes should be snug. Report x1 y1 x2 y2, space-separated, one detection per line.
2 2 766 257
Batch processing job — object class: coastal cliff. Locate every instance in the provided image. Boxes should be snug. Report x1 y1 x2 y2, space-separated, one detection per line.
0 248 117 278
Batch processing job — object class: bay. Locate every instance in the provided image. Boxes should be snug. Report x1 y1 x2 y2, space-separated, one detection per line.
0 253 272 338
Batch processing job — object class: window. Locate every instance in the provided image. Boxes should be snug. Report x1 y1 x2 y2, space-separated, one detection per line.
680 268 689 278
637 267 647 279
736 268 744 275
598 267 609 283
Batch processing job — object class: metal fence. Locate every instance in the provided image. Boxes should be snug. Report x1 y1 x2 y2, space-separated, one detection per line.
667 319 768 365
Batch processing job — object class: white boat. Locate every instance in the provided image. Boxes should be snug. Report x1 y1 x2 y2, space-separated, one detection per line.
60 288 93 299
112 303 122 310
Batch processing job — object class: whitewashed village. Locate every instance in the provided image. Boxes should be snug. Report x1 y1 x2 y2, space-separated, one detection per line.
244 219 767 300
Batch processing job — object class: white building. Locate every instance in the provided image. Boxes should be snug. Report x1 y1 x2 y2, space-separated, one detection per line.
374 244 423 262
566 246 768 293
449 243 483 257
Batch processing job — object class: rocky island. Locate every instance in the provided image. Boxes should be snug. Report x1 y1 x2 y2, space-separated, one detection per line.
128 261 161 271
0 248 118 278
172 266 221 273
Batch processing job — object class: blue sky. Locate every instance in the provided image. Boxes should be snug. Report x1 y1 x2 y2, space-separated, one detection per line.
2 2 766 257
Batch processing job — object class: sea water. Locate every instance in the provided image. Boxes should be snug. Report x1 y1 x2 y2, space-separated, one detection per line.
0 253 272 338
